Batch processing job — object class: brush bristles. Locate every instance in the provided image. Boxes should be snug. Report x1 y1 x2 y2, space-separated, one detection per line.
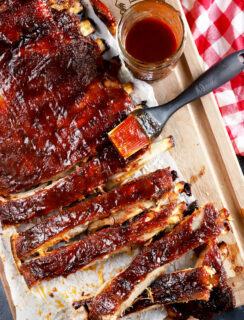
108 115 150 159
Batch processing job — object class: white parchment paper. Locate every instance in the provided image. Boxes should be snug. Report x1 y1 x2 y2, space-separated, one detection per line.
0 2 195 319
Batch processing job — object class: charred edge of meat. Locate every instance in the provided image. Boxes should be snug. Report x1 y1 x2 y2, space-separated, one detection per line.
165 240 235 320
171 170 178 181
183 183 192 196
165 286 235 320
184 200 199 217
123 266 214 316
103 57 121 78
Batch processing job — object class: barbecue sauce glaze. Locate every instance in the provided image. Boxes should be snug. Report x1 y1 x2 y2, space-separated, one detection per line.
0 1 135 195
125 18 177 63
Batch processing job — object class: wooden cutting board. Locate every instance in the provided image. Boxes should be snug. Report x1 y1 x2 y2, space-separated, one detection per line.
1 0 244 318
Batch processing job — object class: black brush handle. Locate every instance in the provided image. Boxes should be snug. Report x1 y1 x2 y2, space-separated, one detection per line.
146 50 244 131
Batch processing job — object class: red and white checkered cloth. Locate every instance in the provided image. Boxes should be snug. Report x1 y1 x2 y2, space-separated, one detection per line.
181 0 244 155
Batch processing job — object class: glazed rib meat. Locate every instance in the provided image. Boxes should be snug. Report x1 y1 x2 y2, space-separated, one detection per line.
165 241 235 320
87 181 188 233
12 169 174 259
123 241 229 316
73 266 213 312
0 0 135 195
88 204 229 320
123 267 213 316
72 240 229 314
0 0 53 63
1 145 134 227
19 201 185 287
0 137 174 227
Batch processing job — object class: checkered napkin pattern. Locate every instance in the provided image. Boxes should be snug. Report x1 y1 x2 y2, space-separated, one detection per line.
181 0 244 155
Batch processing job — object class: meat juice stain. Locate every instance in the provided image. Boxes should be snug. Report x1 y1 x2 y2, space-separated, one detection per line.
125 18 177 63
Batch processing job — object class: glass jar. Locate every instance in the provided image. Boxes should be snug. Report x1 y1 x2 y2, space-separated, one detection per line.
117 0 186 81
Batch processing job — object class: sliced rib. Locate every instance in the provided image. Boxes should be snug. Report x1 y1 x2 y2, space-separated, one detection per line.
72 240 229 313
165 241 235 320
73 266 214 312
12 169 174 259
1 137 174 227
88 181 187 233
0 0 135 195
123 241 229 316
123 270 212 316
19 201 185 288
88 204 229 320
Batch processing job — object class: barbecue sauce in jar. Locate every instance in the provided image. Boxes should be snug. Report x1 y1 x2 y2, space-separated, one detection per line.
125 18 177 63
117 0 186 81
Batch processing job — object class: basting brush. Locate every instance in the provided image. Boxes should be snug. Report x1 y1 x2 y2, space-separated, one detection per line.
109 50 244 159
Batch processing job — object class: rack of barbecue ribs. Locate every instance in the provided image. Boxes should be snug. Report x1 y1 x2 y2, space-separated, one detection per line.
0 0 176 225
0 1 236 319
0 0 136 196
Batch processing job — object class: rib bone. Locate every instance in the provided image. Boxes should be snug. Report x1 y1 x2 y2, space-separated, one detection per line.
79 19 95 36
49 0 84 14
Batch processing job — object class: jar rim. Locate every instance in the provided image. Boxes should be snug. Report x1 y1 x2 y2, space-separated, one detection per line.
116 0 186 70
